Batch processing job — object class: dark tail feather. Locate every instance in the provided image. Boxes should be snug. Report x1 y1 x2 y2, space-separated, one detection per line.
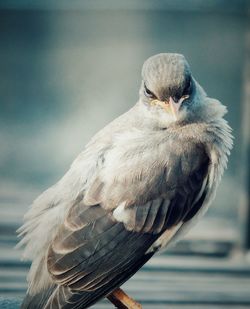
46 252 154 309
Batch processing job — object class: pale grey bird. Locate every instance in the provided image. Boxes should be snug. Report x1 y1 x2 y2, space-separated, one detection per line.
18 53 233 309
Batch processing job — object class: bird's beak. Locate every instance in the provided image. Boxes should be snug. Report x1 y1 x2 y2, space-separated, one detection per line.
169 97 181 120
151 96 189 120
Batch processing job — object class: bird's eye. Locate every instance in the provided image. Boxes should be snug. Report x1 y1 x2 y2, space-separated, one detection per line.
144 84 156 99
182 78 192 96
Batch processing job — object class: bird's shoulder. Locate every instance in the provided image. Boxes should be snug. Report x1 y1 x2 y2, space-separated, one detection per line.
80 120 210 210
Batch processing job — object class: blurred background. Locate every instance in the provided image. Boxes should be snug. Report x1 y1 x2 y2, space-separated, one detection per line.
0 0 249 308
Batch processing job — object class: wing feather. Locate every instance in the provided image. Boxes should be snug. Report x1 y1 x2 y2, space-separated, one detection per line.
44 140 210 308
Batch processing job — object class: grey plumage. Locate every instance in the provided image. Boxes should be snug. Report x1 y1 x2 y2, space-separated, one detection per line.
142 53 191 102
18 53 233 308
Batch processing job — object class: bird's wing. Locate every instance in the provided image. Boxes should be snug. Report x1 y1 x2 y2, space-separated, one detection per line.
45 139 210 308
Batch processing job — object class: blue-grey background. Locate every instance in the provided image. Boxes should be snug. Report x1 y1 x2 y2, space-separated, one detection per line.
0 0 247 238
0 1 249 307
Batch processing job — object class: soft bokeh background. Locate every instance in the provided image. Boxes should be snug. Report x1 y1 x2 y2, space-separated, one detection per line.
0 1 249 307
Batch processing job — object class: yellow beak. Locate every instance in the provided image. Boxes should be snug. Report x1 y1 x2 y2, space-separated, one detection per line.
151 96 188 120
151 99 172 113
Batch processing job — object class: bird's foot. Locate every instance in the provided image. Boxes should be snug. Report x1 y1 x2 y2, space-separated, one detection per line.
107 288 142 309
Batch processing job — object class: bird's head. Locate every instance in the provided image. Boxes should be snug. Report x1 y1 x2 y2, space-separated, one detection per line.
139 53 202 125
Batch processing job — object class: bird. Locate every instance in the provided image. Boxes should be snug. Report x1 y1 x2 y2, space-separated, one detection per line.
18 53 233 309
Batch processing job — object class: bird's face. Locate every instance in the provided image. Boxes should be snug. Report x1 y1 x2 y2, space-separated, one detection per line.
140 53 196 124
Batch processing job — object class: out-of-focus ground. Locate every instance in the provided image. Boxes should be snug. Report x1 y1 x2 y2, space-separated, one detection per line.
0 1 250 307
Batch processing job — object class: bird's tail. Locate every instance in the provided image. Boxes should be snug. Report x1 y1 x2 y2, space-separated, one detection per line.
38 252 154 309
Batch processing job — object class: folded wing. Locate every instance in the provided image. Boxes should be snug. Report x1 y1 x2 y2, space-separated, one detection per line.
44 141 210 308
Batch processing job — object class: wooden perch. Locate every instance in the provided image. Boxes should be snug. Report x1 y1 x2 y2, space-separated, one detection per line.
107 288 142 309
